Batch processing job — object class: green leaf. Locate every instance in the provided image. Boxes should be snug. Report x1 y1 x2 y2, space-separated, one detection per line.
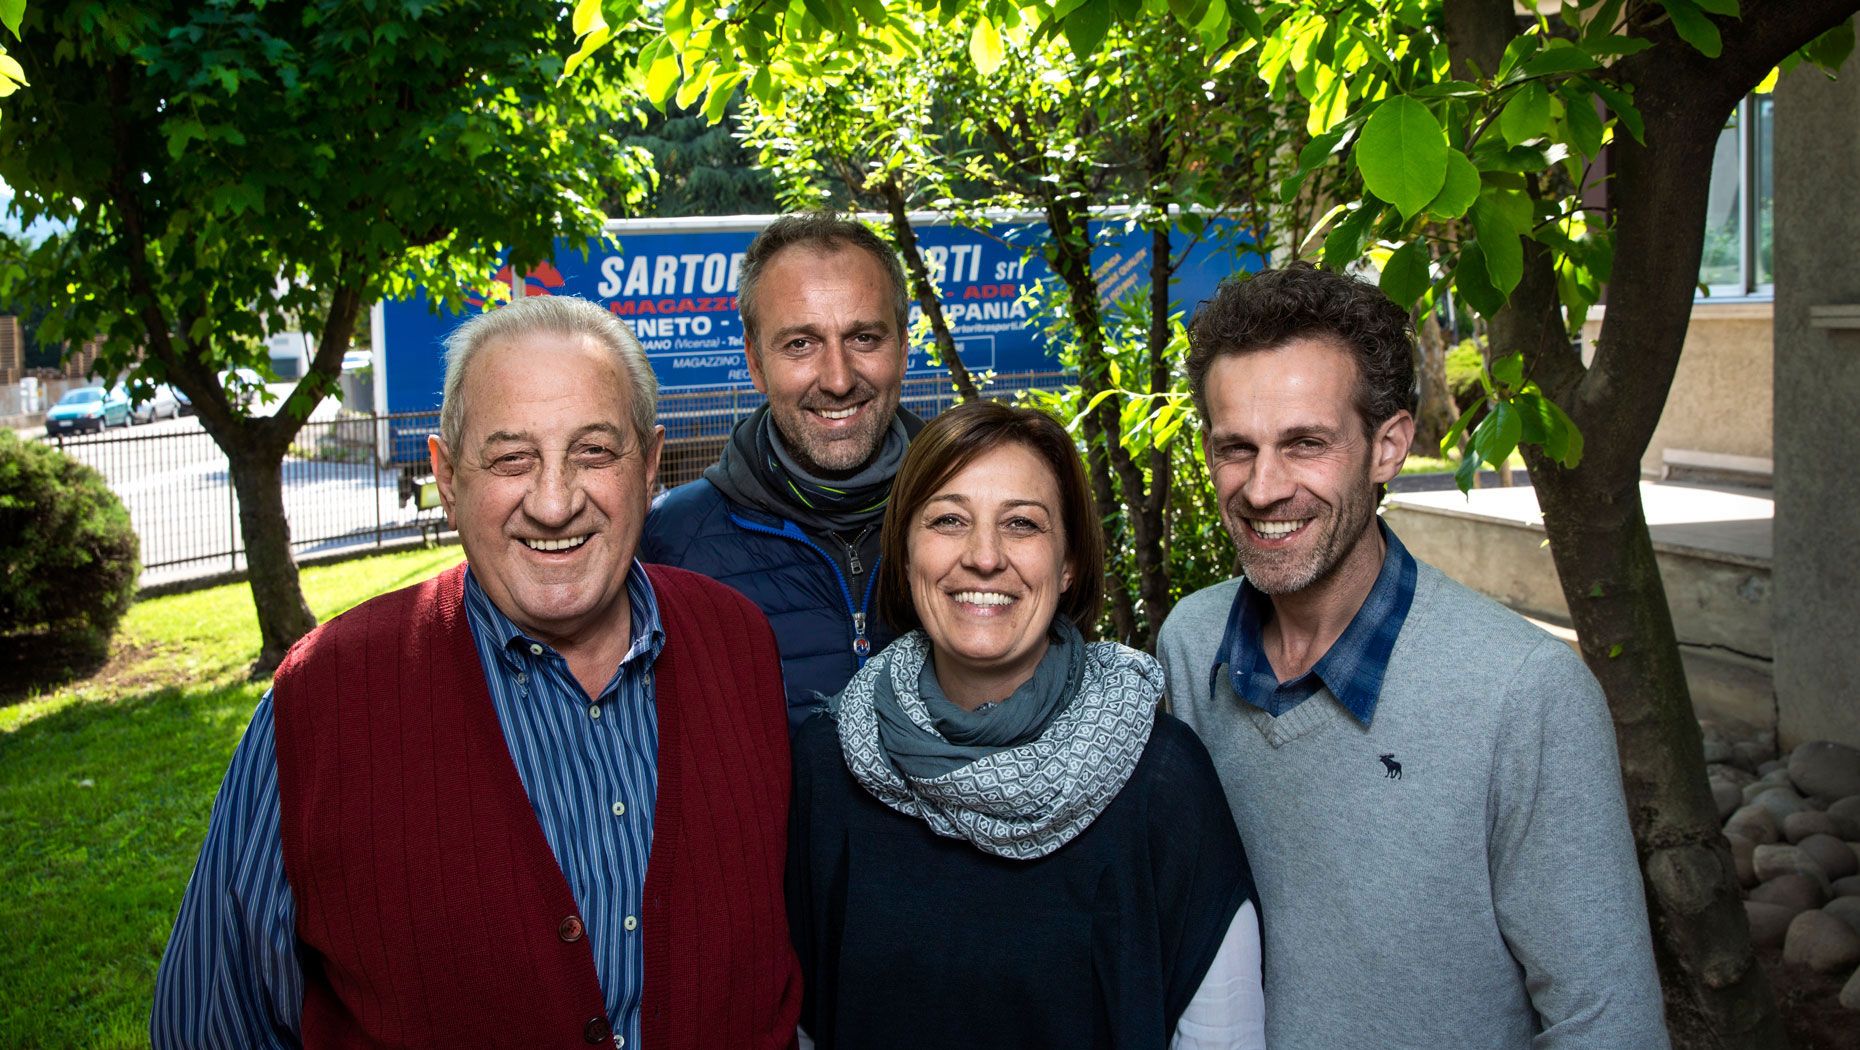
1231 2 1265 39
0 0 23 38
644 43 681 106
1321 205 1380 271
1379 240 1432 309
564 25 615 78
0 49 25 93
1500 82 1551 149
1454 243 1506 319
1425 149 1480 220
1560 88 1604 158
1298 123 1350 173
1514 390 1551 444
1584 0 1628 41
1471 194 1523 298
1519 40 1598 78
1608 643 1624 659
1354 97 1448 222
1591 81 1644 143
1540 390 1584 466
970 16 1005 75
1581 33 1653 58
1587 581 1605 598
1693 0 1738 15
1168 0 1208 30
1661 0 1723 59
1802 20 1857 72
1488 351 1524 394
1440 401 1481 458
1473 401 1522 470
1410 81 1486 99
702 71 744 124
1454 443 1481 493
571 0 606 37
1062 2 1111 61
166 119 207 160
1497 33 1541 82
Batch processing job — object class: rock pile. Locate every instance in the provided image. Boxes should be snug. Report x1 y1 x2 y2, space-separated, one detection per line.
1704 724 1860 1012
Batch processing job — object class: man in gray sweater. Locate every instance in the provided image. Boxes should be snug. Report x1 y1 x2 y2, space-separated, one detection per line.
1156 263 1669 1048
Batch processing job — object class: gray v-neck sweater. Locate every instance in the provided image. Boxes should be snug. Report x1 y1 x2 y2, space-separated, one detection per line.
1157 562 1669 1049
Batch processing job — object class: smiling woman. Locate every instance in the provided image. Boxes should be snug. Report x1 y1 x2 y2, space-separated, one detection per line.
787 400 1267 1050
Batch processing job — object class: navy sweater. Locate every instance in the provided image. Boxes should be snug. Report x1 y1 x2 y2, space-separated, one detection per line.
786 711 1254 1050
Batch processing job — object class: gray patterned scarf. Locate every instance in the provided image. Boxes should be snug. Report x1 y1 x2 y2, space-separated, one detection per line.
833 628 1161 860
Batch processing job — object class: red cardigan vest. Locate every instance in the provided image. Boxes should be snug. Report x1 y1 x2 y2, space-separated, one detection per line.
272 563 801 1049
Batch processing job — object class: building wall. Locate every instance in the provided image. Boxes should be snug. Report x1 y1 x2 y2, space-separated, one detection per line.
0 315 21 385
1773 55 1860 750
1582 300 1774 478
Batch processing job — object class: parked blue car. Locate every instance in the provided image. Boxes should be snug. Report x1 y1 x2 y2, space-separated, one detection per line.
45 386 131 436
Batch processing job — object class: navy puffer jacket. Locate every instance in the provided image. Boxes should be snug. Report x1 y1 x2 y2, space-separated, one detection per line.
641 479 899 734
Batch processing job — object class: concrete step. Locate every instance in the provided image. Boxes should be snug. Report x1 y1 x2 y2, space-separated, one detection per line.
1383 481 1775 733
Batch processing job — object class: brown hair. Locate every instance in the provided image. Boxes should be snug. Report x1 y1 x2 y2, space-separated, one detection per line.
876 400 1104 639
1186 262 1418 434
737 213 910 355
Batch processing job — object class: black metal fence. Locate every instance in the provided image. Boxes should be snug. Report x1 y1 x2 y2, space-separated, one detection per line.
51 410 446 586
47 369 1073 587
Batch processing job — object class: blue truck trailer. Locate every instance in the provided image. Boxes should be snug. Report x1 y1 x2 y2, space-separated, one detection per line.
369 210 1257 477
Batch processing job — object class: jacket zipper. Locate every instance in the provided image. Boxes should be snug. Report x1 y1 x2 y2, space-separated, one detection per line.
728 514 880 666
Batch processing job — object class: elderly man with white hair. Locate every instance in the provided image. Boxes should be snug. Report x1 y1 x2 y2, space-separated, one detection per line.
152 296 801 1050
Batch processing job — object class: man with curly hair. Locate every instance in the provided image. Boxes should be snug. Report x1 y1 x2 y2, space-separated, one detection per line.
1156 263 1668 1049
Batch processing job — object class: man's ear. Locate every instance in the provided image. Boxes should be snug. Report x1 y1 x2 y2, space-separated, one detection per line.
1370 410 1415 485
743 337 767 395
428 435 459 523
641 424 666 494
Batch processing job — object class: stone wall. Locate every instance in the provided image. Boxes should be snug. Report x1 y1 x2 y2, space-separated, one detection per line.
1773 54 1860 749
1581 301 1774 479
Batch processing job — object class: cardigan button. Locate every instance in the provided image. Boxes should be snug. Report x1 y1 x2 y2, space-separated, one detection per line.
583 1017 611 1044
558 915 584 942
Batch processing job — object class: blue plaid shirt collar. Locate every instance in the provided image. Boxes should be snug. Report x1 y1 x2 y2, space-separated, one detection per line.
462 560 665 695
1209 520 1418 727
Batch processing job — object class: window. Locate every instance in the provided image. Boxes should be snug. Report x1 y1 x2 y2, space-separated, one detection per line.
1699 95 1773 298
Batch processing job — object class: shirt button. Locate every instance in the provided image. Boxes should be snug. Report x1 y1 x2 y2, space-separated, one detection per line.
611 801 627 817
558 915 584 942
623 915 638 932
516 672 527 685
530 643 545 656
588 704 602 720
583 1016 611 1044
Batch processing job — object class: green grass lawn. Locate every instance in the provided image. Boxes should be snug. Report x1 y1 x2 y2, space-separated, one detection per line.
0 546 464 1050
1400 450 1525 475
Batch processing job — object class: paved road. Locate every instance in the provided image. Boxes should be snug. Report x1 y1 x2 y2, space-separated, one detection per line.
41 389 437 586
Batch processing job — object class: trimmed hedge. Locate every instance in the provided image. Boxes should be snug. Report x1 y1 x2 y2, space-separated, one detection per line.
0 429 139 657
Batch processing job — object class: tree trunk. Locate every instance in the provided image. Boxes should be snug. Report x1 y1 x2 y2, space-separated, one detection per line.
1493 153 1785 1050
1044 195 1137 643
1442 0 1812 1043
1413 308 1457 453
1529 454 1782 1048
225 441 319 673
1137 121 1176 649
879 177 978 402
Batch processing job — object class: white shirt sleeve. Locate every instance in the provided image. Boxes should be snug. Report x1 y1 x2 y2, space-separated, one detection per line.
1170 900 1266 1050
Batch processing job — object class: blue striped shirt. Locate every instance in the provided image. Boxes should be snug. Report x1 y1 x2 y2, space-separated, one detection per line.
151 564 664 1049
1210 521 1418 725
